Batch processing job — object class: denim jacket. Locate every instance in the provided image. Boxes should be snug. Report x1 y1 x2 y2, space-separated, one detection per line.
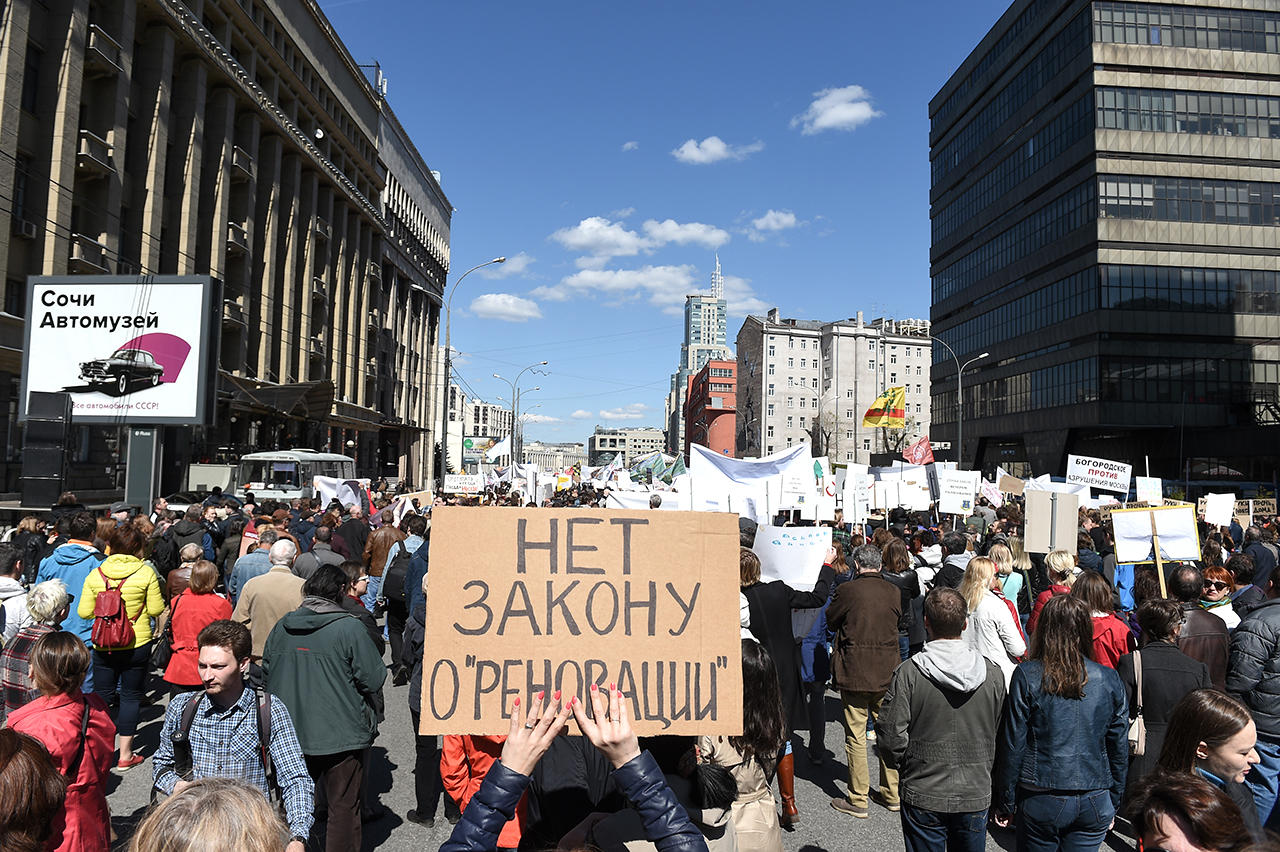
993 658 1129 812
441 750 708 852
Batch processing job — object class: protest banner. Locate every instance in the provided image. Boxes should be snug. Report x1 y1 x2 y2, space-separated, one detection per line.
1111 504 1201 597
841 464 871 525
1025 490 1079 554
1066 454 1132 495
1202 493 1236 527
980 480 1004 508
444 474 484 495
1135 476 1163 504
937 468 979 516
419 508 742 736
1232 498 1278 526
754 524 832 592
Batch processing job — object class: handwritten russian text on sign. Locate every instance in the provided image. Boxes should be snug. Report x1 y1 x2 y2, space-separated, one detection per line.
443 474 484 494
754 525 832 593
1135 476 1163 504
1066 455 1132 495
419 508 742 736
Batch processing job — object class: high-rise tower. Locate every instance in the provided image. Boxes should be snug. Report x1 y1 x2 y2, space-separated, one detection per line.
665 257 733 454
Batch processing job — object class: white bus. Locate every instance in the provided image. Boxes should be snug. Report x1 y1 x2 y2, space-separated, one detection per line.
236 449 357 502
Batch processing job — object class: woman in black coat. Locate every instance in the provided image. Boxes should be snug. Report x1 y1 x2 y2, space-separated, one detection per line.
740 544 834 827
1116 598 1213 797
881 537 924 658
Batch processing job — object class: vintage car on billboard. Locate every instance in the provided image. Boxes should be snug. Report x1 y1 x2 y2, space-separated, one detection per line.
78 347 165 394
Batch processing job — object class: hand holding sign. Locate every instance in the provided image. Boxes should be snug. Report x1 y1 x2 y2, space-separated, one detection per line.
499 692 574 776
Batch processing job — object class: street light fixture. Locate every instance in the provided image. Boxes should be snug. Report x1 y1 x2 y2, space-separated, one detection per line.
932 336 988 466
441 257 505 481
493 360 548 466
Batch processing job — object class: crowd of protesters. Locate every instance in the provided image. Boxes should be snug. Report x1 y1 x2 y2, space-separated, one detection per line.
0 483 1277 852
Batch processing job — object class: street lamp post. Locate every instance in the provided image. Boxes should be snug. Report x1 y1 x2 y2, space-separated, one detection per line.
441 257 505 482
493 360 548 466
930 336 988 466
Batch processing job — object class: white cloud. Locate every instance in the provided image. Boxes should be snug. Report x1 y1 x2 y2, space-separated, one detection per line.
621 141 639 152
550 217 648 260
752 210 798 232
469 293 543 323
521 413 560 423
477 251 534 279
722 274 771 316
671 136 764 165
791 85 883 135
641 219 730 249
532 264 699 311
610 206 636 219
570 409 594 420
599 403 649 421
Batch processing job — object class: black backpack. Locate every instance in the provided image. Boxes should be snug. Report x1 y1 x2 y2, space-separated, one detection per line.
151 531 179 578
382 541 413 607
169 688 278 807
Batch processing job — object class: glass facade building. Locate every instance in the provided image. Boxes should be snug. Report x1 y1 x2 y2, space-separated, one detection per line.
930 0 1280 483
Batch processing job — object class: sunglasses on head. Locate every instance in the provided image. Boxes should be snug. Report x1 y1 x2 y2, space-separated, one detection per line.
1204 580 1230 591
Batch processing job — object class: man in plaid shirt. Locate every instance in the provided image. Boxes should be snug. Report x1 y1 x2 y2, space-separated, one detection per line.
152 620 313 850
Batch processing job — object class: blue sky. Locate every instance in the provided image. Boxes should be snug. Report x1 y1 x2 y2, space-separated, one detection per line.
319 0 1012 443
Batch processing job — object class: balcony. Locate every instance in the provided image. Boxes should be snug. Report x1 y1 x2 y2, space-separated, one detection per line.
222 299 246 327
68 234 110 274
308 336 325 360
367 260 382 286
85 24 123 77
231 145 255 182
227 221 249 254
76 130 114 179
311 277 327 303
313 216 331 241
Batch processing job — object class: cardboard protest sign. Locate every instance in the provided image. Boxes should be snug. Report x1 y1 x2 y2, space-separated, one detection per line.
1112 505 1200 565
1135 476 1163 504
1025 490 1079 554
1066 454 1132 495
997 474 1025 495
419 508 742 736
754 525 832 592
937 468 979 516
1202 493 1236 527
444 474 484 494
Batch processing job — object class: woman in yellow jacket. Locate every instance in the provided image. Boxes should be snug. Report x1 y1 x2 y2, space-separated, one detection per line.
77 522 164 770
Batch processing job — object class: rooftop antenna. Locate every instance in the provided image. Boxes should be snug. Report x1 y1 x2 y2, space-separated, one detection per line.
711 254 724 300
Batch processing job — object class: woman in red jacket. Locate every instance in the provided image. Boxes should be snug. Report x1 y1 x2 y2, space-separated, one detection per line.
162 560 232 693
8 631 115 852
1071 568 1135 668
442 727 529 851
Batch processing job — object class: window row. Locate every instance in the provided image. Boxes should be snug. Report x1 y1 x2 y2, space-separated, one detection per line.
933 93 1093 244
932 357 1099 424
932 269 1098 365
1100 355 1251 404
1099 176 1280 226
932 10 1091 187
1101 264 1280 315
932 179 1096 302
1097 87 1280 139
1094 2 1280 54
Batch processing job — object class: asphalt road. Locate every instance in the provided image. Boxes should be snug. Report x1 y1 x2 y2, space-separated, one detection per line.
105 671 1136 852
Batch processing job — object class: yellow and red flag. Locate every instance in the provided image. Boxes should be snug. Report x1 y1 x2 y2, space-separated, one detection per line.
862 386 906 429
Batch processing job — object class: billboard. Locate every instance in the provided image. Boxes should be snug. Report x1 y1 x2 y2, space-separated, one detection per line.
462 435 500 465
20 276 220 425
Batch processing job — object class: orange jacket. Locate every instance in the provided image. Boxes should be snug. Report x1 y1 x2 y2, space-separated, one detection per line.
441 734 525 848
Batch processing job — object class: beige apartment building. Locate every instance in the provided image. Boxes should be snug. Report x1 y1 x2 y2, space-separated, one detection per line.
0 0 450 492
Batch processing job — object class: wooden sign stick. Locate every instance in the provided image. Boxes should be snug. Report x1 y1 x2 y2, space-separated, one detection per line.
1150 510 1168 599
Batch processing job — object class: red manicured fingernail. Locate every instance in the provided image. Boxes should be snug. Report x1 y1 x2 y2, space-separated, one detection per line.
570 696 578 707
609 682 615 691
513 697 520 706
590 683 598 692
535 691 544 701
552 690 561 700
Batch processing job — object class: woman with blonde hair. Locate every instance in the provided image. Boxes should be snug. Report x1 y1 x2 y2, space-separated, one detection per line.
1027 549 1076 635
127 777 290 852
959 556 1026 686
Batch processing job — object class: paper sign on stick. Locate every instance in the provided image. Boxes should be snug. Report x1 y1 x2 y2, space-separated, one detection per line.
1066 454 1132 495
937 468 978 516
1203 493 1236 527
754 525 832 592
998 475 1025 495
980 481 1004 507
1112 505 1200 564
444 474 484 494
419 509 743 736
1025 490 1079 554
1135 476 1163 504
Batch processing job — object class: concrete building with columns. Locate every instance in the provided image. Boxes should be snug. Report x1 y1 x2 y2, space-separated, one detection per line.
0 0 450 493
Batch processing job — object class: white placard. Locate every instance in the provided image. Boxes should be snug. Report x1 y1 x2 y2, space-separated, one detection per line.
841 464 871 525
937 468 980 516
1135 476 1163 504
1066 454 1132 495
980 480 1004 507
753 524 832 592
902 481 933 512
443 473 485 494
1112 506 1200 564
1203 492 1236 527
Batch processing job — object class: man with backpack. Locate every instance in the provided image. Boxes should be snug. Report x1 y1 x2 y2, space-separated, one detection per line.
152 620 313 851
35 511 105 690
381 513 428 686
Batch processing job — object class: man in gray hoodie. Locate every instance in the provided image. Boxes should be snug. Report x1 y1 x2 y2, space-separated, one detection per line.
876 587 1007 852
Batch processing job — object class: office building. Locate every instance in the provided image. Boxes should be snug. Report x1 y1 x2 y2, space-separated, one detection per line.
522 440 587 473
442 382 512 472
588 426 665 467
684 359 737 459
930 0 1280 480
0 0 450 493
736 309 932 464
664 257 733 454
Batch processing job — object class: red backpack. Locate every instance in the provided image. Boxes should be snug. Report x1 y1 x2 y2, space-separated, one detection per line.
91 566 140 649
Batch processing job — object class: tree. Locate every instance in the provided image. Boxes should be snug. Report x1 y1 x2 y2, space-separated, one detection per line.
878 416 921 455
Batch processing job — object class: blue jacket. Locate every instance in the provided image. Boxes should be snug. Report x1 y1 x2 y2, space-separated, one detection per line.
441 751 708 852
35 542 106 642
228 548 271 605
994 658 1129 811
406 541 429 614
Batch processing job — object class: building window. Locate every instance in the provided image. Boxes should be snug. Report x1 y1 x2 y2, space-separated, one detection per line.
786 416 793 428
891 354 897 364
799 398 806 408
21 44 41 113
917 366 922 375
767 444 774 452
787 358 794 368
768 345 775 356
788 339 794 349
787 377 794 387
767 425 774 437
916 403 922 413
767 384 775 396
811 378 818 389
801 340 807 349
846 430 854 439
787 398 795 408
863 439 871 450
868 360 875 370
846 389 854 398
846 409 853 418
800 417 807 428
767 403 775 416
846 452 854 461
890 373 897 384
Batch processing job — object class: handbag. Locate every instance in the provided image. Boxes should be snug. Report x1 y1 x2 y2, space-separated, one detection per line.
1128 649 1147 756
150 593 180 671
